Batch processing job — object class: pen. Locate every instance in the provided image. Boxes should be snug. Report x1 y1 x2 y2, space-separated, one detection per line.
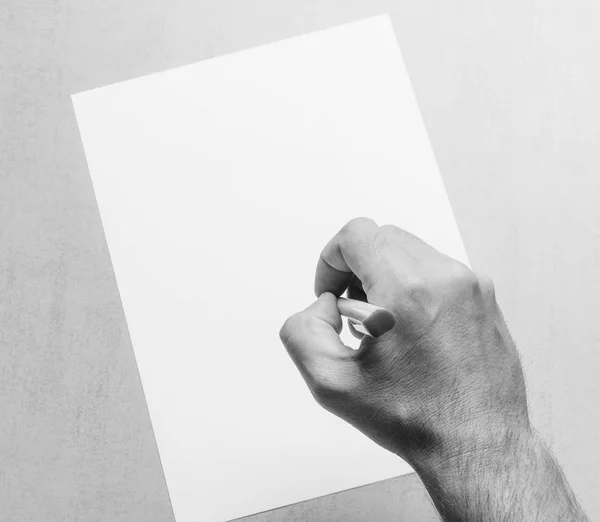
336 297 396 338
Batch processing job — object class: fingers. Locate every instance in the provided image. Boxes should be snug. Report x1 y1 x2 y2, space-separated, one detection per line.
279 292 349 363
315 217 438 299
346 273 368 302
280 293 369 410
377 224 438 261
279 292 354 398
315 217 381 298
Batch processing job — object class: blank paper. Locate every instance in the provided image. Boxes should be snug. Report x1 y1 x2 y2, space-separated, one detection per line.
71 14 469 522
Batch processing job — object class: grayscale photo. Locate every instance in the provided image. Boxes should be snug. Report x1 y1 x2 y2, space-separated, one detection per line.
1 3 596 521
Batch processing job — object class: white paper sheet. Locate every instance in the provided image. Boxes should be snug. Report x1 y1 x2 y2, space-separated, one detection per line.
72 14 469 522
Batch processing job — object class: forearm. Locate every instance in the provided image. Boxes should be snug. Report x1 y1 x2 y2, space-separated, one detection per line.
412 427 589 522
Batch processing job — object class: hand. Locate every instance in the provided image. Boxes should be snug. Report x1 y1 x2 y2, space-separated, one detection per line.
279 217 531 470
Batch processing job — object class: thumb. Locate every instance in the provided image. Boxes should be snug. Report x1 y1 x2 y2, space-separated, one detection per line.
303 292 344 335
279 292 351 367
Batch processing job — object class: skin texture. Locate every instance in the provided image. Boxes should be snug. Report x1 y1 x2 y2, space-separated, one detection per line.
279 217 589 521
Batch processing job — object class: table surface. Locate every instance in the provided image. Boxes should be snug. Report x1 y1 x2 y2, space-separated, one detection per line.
2 1 599 520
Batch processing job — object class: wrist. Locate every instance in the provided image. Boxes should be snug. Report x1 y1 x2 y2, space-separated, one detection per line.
409 421 534 490
408 424 589 522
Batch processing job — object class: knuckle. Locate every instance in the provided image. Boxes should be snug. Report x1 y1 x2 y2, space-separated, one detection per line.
403 276 428 298
447 260 477 286
474 271 496 299
475 271 495 290
374 225 400 252
379 224 424 245
443 263 498 304
376 225 403 248
372 228 391 254
397 277 435 323
379 223 416 240
379 223 401 235
341 216 377 237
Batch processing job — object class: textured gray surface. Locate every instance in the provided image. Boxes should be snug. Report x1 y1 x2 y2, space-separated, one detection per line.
1 1 599 520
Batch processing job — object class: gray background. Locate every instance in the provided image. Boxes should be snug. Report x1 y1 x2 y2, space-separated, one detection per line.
1 1 599 520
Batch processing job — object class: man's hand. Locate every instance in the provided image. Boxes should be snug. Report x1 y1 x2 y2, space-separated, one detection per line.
279 216 528 465
279 217 589 521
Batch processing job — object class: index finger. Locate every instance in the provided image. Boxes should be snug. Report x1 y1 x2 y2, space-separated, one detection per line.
315 217 381 298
